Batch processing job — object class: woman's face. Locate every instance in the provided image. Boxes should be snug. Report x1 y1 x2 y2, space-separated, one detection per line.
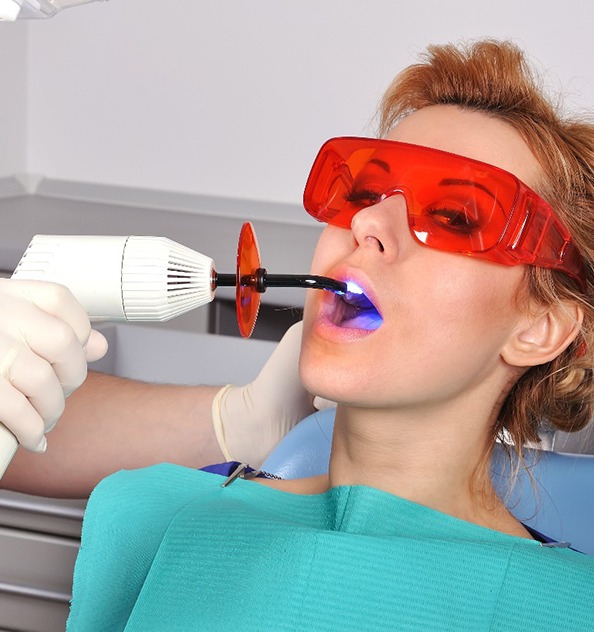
300 105 544 410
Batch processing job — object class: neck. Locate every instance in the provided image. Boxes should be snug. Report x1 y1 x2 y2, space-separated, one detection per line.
327 403 511 529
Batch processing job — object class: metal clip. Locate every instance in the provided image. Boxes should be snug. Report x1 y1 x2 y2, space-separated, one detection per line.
221 463 249 488
221 463 279 487
540 541 572 549
221 463 262 487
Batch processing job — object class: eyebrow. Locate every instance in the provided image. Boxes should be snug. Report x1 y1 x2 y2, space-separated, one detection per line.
438 178 497 200
365 164 498 202
368 158 391 173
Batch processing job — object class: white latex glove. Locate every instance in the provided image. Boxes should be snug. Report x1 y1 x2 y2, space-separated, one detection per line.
0 279 108 470
212 320 336 467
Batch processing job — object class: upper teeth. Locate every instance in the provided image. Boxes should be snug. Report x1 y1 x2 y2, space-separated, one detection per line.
343 291 375 311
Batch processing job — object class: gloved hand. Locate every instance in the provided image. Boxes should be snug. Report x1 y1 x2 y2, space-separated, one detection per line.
212 320 336 467
0 279 108 459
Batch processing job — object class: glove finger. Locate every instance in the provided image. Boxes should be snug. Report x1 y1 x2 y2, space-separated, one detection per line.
255 321 303 382
7 347 66 431
0 378 47 452
23 317 89 394
22 281 93 348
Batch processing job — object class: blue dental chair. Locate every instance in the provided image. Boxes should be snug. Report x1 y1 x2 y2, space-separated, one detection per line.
261 408 594 556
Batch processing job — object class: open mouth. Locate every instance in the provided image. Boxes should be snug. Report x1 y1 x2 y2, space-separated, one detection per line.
329 288 383 331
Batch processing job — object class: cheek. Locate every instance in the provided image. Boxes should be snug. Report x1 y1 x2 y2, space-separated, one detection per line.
425 262 526 351
308 226 348 274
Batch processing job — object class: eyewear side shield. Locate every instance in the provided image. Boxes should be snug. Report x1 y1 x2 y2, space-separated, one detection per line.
303 137 585 287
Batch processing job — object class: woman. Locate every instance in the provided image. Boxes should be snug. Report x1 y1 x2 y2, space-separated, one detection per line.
67 40 594 631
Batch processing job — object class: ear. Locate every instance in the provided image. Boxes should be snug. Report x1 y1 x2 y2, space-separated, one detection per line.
501 302 584 368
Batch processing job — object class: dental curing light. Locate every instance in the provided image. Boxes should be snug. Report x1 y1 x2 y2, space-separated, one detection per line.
11 225 347 330
0 0 109 21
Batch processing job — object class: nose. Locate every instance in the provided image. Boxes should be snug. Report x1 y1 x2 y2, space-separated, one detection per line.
350 194 409 259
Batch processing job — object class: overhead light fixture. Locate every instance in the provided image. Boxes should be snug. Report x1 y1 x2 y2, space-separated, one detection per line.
0 0 109 21
0 0 22 21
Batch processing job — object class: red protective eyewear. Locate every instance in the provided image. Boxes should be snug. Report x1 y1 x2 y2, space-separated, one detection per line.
303 137 585 287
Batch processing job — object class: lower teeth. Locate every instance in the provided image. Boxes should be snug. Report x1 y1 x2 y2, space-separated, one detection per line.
340 311 382 331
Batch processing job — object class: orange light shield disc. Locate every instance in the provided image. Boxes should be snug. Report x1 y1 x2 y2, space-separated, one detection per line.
236 222 262 338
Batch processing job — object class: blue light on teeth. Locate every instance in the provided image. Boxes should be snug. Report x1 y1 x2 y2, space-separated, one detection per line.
345 281 364 295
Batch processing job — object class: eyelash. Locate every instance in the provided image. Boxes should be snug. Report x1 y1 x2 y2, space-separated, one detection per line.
426 208 481 235
343 188 483 236
344 187 383 207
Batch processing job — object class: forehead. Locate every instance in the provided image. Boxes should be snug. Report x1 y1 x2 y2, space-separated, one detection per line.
386 105 542 188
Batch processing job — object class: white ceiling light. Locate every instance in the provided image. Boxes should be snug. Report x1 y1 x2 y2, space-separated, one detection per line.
0 0 108 21
0 0 23 21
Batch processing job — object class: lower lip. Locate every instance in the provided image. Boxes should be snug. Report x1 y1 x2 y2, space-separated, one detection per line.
313 313 379 343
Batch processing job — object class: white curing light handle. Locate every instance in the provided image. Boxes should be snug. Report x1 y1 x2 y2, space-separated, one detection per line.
0 426 17 479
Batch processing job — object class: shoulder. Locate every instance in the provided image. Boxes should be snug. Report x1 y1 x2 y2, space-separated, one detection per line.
81 464 224 547
70 464 225 630
493 544 594 627
91 462 218 502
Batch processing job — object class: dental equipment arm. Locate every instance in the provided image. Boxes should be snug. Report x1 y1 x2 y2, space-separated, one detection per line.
0 0 109 21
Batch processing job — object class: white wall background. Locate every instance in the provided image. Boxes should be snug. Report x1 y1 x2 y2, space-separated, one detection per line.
3 0 594 207
0 21 27 178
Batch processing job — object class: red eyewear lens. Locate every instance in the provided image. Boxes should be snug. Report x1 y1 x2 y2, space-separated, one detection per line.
303 137 585 287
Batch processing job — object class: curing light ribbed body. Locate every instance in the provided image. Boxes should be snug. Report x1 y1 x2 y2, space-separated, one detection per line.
12 235 215 322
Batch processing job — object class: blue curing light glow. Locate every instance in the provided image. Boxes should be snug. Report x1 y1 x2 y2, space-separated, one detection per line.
345 280 364 295
337 280 383 331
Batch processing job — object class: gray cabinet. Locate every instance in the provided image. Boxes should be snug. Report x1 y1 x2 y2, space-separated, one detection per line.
0 498 83 631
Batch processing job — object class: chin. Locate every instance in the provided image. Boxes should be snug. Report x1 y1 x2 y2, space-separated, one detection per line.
299 340 373 406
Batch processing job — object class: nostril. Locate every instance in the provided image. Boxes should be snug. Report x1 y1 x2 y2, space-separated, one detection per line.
364 236 384 252
351 204 393 254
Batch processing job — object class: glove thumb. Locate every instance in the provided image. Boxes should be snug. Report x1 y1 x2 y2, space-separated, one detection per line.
85 329 109 362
